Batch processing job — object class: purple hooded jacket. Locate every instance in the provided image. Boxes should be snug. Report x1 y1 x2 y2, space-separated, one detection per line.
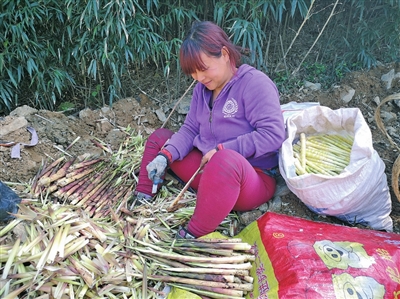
164 64 285 170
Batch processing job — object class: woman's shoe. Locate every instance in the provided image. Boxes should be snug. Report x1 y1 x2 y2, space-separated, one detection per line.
175 226 196 239
131 191 153 207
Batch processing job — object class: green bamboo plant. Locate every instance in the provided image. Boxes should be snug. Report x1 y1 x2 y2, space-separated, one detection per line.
0 0 399 114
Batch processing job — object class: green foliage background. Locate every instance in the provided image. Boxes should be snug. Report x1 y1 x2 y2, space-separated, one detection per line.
0 0 399 113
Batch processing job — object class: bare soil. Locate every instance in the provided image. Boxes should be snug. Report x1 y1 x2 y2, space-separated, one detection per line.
1 63 400 234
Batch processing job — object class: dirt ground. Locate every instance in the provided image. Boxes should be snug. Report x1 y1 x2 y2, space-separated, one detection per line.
1 62 400 234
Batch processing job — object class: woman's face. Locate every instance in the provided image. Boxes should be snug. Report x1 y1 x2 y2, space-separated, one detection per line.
191 47 235 96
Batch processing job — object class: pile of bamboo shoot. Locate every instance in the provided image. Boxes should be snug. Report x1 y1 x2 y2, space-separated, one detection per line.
0 202 254 299
293 132 354 176
1 128 248 298
31 130 145 218
132 238 255 299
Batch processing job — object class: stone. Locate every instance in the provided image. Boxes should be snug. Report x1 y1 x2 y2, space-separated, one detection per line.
394 99 400 109
380 111 397 124
387 126 399 139
10 105 38 117
79 108 93 119
239 210 262 226
341 88 355 103
381 69 400 89
155 108 167 122
268 196 283 212
274 175 290 197
177 96 192 115
101 106 111 114
304 81 321 91
0 116 28 137
96 119 114 133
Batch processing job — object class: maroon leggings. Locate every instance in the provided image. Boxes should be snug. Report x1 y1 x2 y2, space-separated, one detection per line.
136 128 276 237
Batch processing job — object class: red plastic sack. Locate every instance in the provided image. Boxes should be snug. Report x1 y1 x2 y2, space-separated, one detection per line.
236 212 400 298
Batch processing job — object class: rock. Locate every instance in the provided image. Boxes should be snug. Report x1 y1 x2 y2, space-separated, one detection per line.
258 196 283 213
96 119 114 133
381 69 400 89
100 106 112 115
177 96 192 115
340 87 355 103
381 69 395 89
304 81 321 91
274 176 290 197
258 202 269 213
155 108 167 122
239 210 262 226
387 126 400 139
105 129 126 147
394 99 400 109
380 111 397 124
79 108 99 127
10 105 38 117
79 108 94 119
268 196 283 212
0 116 28 137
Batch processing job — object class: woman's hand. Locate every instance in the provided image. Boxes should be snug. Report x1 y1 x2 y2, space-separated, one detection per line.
146 155 168 184
201 148 218 166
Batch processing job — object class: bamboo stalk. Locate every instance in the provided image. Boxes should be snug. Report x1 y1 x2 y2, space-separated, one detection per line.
57 166 98 187
161 270 235 283
86 185 113 215
150 255 191 269
174 246 235 257
92 190 117 218
31 161 48 195
148 274 253 292
168 164 203 211
69 158 102 171
300 132 306 169
170 283 245 298
171 239 252 251
84 177 115 210
187 262 253 270
39 156 66 178
71 170 111 205
95 185 128 213
38 158 76 187
53 176 86 199
135 248 250 264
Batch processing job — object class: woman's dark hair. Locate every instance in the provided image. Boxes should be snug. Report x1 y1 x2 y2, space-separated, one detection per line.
179 21 242 75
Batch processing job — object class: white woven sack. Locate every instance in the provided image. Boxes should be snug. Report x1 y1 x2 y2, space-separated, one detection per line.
279 105 393 231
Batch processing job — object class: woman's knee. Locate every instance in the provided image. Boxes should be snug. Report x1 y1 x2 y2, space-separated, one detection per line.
202 149 246 183
147 128 173 149
210 149 246 171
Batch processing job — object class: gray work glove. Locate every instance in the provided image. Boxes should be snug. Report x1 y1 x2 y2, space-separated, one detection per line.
146 155 168 185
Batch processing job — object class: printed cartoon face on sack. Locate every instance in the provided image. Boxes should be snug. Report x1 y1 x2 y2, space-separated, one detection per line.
313 240 375 270
332 273 385 299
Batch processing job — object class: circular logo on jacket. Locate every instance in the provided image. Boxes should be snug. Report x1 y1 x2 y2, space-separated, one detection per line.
222 98 238 118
